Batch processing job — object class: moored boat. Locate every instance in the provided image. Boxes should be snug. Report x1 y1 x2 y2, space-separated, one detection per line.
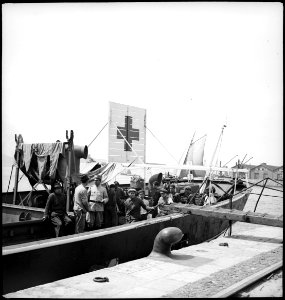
3 187 250 294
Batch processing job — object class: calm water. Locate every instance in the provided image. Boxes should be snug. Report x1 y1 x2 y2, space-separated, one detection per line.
231 185 283 235
244 185 283 216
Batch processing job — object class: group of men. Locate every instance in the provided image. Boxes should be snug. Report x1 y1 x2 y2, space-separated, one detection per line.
72 174 127 233
43 175 202 237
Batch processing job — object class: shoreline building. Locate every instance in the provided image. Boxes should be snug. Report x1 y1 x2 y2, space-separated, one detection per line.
232 163 283 181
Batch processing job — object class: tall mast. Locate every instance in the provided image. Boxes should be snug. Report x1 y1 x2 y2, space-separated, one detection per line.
209 125 226 168
183 131 196 165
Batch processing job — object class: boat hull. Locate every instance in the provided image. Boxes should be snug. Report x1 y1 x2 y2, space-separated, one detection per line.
2 191 249 294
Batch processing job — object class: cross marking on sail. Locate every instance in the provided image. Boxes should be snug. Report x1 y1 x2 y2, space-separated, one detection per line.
117 116 139 151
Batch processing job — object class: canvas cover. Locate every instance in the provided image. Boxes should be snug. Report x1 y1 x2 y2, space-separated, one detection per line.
85 162 125 185
15 142 87 187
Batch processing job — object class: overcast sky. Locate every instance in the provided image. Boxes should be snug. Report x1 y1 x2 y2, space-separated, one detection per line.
2 2 283 168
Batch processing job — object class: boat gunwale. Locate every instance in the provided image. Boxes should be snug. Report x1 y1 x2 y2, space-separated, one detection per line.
2 190 250 255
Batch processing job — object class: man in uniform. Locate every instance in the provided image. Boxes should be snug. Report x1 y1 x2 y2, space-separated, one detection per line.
87 175 109 229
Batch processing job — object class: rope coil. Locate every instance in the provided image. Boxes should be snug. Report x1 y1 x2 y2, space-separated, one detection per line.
93 277 109 283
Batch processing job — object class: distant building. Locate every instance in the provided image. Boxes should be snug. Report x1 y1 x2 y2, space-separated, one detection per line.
231 162 283 181
273 166 283 181
249 163 281 181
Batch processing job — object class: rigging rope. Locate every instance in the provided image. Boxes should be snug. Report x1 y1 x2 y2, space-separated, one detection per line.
88 122 108 148
145 126 179 164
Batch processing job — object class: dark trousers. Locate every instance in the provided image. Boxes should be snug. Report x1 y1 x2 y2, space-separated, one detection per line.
104 206 118 228
140 214 148 221
50 213 72 237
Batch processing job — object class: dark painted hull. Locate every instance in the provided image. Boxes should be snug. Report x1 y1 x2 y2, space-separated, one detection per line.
2 190 250 294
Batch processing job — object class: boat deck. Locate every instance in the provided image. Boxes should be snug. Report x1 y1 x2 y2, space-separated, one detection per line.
4 222 282 298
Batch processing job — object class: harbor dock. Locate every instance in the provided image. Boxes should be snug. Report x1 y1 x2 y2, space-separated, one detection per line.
4 221 282 298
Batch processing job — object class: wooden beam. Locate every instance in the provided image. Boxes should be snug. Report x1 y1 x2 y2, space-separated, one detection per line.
161 205 283 228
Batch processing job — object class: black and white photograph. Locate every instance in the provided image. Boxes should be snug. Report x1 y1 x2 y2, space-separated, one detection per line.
2 2 283 298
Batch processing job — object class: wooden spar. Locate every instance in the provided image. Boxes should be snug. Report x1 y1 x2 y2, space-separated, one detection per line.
254 178 269 212
13 135 22 205
161 205 283 228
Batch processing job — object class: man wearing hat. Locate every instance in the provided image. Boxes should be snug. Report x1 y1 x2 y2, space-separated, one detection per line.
43 182 72 237
124 189 154 223
138 189 152 220
73 174 90 233
180 185 193 204
87 174 109 229
155 188 173 217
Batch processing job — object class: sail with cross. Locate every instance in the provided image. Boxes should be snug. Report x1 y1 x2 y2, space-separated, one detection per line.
108 101 146 164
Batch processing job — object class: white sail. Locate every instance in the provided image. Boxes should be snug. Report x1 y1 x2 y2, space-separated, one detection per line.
179 135 207 178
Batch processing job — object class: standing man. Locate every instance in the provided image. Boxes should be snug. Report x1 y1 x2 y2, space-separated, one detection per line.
87 175 109 229
43 182 72 237
138 190 152 220
73 174 90 234
114 181 126 213
124 189 153 223
150 181 161 218
104 184 119 227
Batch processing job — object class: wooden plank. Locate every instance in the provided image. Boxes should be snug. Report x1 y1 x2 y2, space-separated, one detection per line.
162 205 283 227
211 261 283 298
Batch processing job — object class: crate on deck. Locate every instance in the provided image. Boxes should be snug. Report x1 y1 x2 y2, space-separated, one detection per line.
130 175 144 190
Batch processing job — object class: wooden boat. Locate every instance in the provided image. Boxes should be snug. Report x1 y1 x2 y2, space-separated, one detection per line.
2 103 252 293
3 188 251 294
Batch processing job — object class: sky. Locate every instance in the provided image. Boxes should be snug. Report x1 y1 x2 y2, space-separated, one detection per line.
2 2 283 169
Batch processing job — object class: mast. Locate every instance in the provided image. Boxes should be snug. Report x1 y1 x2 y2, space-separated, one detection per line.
209 124 226 169
184 132 196 180
66 130 74 212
